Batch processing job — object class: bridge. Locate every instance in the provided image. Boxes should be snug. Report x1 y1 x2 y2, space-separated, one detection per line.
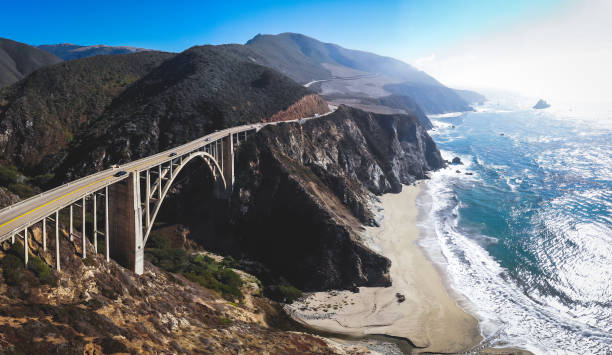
0 108 333 274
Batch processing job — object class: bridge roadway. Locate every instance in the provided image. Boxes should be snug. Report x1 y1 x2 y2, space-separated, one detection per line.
0 106 335 245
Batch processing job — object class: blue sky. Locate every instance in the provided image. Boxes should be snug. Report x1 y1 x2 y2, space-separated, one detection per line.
6 0 605 102
2 0 567 61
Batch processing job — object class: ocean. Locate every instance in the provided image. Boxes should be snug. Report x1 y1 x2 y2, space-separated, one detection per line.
418 98 612 354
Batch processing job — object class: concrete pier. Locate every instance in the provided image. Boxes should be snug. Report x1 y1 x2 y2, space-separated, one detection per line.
108 172 144 274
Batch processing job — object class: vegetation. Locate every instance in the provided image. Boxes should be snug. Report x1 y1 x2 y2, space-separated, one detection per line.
0 164 40 198
1 242 57 286
265 284 303 304
145 233 243 301
0 51 174 172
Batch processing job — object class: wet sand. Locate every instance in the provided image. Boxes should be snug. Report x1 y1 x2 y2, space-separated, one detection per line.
286 183 483 353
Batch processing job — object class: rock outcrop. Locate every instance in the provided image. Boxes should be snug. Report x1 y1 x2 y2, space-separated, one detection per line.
0 230 346 354
0 186 19 208
533 99 550 109
226 106 444 291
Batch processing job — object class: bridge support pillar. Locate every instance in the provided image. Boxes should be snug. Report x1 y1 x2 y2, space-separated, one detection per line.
221 133 234 195
108 172 144 274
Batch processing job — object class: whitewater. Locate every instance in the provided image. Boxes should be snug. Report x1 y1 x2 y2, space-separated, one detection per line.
419 98 612 354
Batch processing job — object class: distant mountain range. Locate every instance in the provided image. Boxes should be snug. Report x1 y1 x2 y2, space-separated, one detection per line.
0 38 62 87
1 34 484 126
38 43 149 61
240 33 484 120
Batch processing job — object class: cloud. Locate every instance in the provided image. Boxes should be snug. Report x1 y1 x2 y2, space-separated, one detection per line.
415 0 612 103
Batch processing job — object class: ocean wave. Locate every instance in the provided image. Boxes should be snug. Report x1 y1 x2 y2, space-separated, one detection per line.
418 172 612 353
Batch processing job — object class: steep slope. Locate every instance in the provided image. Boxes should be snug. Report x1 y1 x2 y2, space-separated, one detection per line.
225 106 444 290
0 38 63 88
38 43 150 60
242 33 478 115
0 226 349 354
245 33 439 86
54 45 329 180
0 51 174 173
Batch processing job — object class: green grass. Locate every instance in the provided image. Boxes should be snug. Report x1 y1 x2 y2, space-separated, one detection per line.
145 245 243 302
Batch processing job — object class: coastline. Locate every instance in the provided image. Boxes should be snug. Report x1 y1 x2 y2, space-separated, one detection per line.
285 182 482 353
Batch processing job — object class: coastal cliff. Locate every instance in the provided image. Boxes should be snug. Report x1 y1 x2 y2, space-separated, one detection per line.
226 106 445 290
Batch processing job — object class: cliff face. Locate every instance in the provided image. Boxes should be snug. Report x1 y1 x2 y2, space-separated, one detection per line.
227 106 444 290
266 94 329 122
0 187 19 209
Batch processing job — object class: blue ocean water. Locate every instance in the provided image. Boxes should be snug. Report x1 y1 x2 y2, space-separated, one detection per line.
419 102 612 354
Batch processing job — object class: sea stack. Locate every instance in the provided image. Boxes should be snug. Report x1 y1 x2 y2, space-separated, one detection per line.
533 99 551 109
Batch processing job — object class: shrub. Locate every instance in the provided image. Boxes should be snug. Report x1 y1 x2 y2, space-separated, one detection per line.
2 254 24 285
0 165 20 186
146 247 243 301
28 256 58 286
265 284 303 304
8 183 37 198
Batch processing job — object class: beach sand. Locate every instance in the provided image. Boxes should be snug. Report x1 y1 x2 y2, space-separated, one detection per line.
286 183 483 353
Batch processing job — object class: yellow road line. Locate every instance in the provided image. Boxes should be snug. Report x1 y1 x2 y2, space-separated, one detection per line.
0 135 219 231
0 175 114 229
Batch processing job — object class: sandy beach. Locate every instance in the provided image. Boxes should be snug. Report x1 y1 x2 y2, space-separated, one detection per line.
286 183 483 353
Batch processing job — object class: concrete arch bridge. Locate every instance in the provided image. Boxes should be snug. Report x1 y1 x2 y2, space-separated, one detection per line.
0 123 258 274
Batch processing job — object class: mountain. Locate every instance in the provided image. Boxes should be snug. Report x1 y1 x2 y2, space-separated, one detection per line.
239 33 479 117
38 43 150 60
0 38 63 87
52 45 329 180
227 106 444 290
0 51 174 173
454 88 486 105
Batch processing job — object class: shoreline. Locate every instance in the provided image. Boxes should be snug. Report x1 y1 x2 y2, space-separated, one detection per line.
285 182 483 353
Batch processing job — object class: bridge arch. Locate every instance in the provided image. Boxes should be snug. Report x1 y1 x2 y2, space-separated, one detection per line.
142 151 226 246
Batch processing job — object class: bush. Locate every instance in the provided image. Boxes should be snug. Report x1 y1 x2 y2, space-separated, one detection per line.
146 247 243 301
8 182 37 198
147 231 170 249
0 165 20 186
265 284 303 304
2 254 24 285
28 256 58 286
31 172 55 188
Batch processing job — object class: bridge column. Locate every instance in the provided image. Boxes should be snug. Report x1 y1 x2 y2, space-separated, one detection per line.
108 172 145 274
221 134 234 193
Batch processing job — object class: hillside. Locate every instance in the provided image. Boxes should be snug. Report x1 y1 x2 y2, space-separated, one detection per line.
0 38 62 87
38 43 150 60
0 51 174 174
53 45 329 180
241 33 479 116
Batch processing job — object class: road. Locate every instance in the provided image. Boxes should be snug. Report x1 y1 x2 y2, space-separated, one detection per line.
0 105 337 242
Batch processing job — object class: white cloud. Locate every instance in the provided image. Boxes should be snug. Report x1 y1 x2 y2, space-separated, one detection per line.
413 0 612 104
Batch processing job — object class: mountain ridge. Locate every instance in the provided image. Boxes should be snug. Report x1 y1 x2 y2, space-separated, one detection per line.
0 37 63 88
38 43 151 60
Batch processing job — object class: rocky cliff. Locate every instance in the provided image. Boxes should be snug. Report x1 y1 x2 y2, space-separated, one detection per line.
224 106 444 290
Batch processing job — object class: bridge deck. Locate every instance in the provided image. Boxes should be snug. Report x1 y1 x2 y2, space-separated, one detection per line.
0 124 261 242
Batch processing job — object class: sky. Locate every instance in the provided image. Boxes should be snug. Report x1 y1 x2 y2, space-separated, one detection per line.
2 0 609 103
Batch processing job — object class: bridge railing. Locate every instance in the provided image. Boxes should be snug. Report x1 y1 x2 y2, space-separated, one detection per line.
0 167 119 217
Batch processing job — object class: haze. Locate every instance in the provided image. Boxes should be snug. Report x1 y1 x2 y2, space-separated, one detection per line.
412 0 612 104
